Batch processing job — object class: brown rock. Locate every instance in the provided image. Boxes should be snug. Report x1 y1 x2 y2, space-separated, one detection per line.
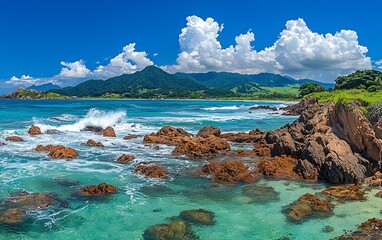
82 126 103 134
49 147 79 159
123 135 139 140
220 129 263 143
35 144 65 152
196 126 221 138
5 192 60 210
143 220 197 240
135 163 168 179
249 105 278 111
179 209 215 225
319 184 366 202
5 136 24 142
115 154 135 164
79 183 116 196
364 171 382 187
258 155 301 180
103 126 116 137
85 139 104 147
201 159 254 183
337 218 382 239
28 125 42 135
173 136 230 159
143 126 192 146
375 191 382 198
284 193 334 222
0 208 26 225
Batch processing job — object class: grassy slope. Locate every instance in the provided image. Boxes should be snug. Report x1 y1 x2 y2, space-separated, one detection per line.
308 89 382 106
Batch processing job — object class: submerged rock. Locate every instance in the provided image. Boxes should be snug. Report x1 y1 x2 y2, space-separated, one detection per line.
103 126 116 137
143 220 198 240
143 126 192 146
0 208 26 225
284 193 334 222
28 125 42 135
173 136 230 159
123 135 139 140
85 139 104 147
115 154 135 164
179 209 215 225
79 183 116 196
196 126 221 138
54 178 80 187
336 218 382 239
3 192 61 210
319 184 366 202
200 159 254 183
241 185 279 203
5 136 24 142
135 163 168 179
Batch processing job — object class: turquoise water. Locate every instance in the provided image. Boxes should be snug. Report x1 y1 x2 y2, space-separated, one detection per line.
0 99 380 240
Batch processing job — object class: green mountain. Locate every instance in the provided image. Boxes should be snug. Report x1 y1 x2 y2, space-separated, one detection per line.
53 66 208 98
27 83 61 92
176 72 334 89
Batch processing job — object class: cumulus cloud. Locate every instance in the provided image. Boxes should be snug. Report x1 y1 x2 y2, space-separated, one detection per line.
57 60 90 78
93 43 153 78
165 16 371 82
375 60 382 70
8 75 35 85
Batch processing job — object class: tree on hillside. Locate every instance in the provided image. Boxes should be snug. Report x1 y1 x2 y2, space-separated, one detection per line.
334 70 382 91
299 83 325 97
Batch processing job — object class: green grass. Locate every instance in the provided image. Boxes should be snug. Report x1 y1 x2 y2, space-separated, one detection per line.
308 89 382 106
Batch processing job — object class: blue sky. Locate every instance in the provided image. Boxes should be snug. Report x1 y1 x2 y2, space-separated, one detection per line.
0 0 381 93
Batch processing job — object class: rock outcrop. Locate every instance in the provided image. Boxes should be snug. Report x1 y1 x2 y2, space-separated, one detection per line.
79 183 116 196
319 184 366 202
284 193 334 222
173 136 230 159
85 139 104 147
200 159 255 183
249 105 278 111
258 155 302 180
123 135 139 140
143 126 192 145
115 154 135 164
135 163 168 179
28 125 42 135
196 126 221 138
5 136 24 142
263 99 382 184
103 126 116 137
337 218 382 239
35 144 78 159
220 129 263 143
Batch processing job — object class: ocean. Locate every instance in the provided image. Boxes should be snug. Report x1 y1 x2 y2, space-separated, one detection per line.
0 99 380 240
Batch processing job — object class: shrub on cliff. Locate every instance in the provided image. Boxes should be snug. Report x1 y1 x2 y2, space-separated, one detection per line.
299 83 325 97
335 70 382 90
366 101 382 125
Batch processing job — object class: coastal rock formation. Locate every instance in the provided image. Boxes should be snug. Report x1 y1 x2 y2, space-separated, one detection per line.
220 129 263 143
249 105 278 111
143 126 192 145
258 155 302 180
337 218 382 239
5 136 24 142
103 126 116 137
364 171 382 187
319 184 366 202
115 154 135 164
173 136 230 159
200 159 254 183
143 220 197 240
28 125 42 135
284 193 334 222
135 163 168 179
35 144 79 159
196 126 221 138
179 209 215 225
263 99 382 184
123 135 139 140
85 139 104 147
79 183 116 196
82 126 103 134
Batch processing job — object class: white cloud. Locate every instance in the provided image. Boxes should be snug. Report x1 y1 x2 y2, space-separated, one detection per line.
8 75 35 85
93 43 153 78
57 60 90 78
165 16 371 82
376 60 382 69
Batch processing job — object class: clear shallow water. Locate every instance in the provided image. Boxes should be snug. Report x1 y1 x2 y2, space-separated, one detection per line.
0 99 380 240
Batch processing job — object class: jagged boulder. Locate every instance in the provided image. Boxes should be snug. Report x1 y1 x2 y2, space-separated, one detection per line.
196 126 221 138
173 136 230 159
5 136 24 142
28 125 42 135
135 163 168 179
200 159 254 183
103 126 116 137
143 126 192 146
35 145 79 159
79 183 116 196
123 135 139 140
85 139 104 147
115 154 135 164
